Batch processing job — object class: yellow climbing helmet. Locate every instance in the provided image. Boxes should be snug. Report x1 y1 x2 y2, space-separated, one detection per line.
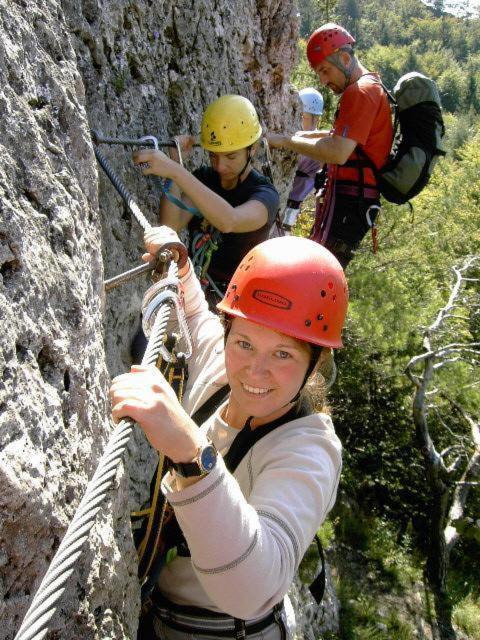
200 95 262 152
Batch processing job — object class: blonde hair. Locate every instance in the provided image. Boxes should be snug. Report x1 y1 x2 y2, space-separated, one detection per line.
303 348 336 414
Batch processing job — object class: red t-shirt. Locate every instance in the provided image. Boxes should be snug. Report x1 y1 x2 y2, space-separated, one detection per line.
333 74 393 187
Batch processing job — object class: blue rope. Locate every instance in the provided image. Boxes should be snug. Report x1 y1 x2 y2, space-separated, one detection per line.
156 178 203 219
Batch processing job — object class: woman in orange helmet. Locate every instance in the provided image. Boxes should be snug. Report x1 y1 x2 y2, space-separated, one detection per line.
110 226 348 640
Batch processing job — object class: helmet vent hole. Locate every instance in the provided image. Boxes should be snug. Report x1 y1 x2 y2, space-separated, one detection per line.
317 314 324 321
244 266 250 271
323 325 328 331
231 284 237 290
333 294 336 301
234 295 240 302
305 320 311 327
320 290 326 297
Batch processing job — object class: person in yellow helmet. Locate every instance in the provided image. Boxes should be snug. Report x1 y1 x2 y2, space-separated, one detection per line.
133 95 279 308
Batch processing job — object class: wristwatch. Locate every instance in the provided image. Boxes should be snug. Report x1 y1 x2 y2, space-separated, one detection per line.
173 442 218 478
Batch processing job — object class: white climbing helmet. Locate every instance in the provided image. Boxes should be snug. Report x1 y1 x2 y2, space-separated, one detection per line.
299 87 324 115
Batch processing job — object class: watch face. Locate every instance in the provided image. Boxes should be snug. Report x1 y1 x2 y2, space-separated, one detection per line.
200 445 217 473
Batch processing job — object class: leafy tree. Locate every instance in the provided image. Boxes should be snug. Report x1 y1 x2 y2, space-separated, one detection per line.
437 65 468 112
297 0 338 38
405 257 479 640
335 0 361 38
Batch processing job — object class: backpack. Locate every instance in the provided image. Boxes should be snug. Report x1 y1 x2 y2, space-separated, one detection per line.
372 72 446 204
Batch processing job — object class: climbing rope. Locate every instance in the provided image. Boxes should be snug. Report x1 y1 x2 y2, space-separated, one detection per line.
14 263 179 640
14 133 195 639
93 144 151 233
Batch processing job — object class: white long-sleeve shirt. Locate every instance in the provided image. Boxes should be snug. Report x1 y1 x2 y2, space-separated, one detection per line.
158 266 342 620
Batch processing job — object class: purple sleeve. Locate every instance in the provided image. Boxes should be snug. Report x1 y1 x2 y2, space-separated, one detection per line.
288 155 323 204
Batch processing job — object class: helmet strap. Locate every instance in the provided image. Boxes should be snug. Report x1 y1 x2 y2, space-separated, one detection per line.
327 48 356 87
236 146 253 186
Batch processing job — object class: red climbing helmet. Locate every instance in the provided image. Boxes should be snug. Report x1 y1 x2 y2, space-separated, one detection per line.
307 23 356 69
217 236 349 348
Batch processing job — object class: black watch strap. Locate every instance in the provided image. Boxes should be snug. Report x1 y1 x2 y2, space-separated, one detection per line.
173 459 204 478
173 442 218 478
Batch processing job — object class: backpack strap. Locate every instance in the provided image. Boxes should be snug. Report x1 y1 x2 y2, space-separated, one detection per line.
136 384 231 602
308 533 326 605
224 396 312 473
336 72 395 196
191 384 231 425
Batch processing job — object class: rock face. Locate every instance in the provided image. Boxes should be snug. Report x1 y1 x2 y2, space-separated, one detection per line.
290 557 340 639
0 1 334 638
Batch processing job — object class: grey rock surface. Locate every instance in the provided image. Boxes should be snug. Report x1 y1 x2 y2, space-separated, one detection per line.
0 0 307 638
289 554 340 639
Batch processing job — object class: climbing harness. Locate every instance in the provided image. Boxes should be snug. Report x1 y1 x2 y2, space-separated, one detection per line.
190 226 221 282
141 396 325 638
13 136 193 640
311 164 338 245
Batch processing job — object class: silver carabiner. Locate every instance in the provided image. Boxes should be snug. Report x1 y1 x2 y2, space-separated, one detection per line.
137 135 159 169
172 138 184 167
139 135 159 150
366 204 381 228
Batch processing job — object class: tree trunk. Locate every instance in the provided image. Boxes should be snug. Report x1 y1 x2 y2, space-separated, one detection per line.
425 484 456 639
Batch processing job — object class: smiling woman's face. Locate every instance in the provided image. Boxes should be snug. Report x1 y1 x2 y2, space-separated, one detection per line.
224 317 311 428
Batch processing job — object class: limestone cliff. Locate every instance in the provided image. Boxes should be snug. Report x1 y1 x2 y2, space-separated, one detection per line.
0 0 337 638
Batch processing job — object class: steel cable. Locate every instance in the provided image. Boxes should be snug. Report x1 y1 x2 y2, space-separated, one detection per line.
91 131 177 148
14 264 179 640
93 145 151 233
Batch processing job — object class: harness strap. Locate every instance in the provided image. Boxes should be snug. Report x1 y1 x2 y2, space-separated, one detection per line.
234 618 246 640
308 534 326 605
152 592 284 637
191 384 231 425
335 184 380 199
310 164 338 244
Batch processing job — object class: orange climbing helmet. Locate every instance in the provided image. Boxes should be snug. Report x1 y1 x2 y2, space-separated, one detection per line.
217 236 348 348
307 23 355 69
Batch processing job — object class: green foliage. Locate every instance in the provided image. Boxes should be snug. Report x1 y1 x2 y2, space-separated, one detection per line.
292 118 480 638
290 7 480 634
442 111 480 156
297 0 338 37
298 520 335 585
331 515 421 638
453 594 480 640
451 518 480 544
336 561 417 639
366 519 421 587
290 40 319 90
298 0 480 112
318 519 336 547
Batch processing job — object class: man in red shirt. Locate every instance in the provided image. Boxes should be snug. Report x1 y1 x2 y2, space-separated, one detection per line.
268 24 393 267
